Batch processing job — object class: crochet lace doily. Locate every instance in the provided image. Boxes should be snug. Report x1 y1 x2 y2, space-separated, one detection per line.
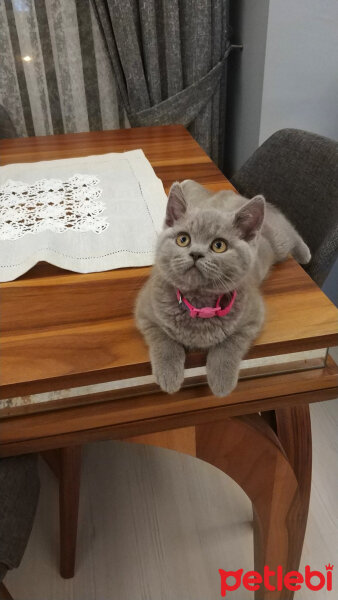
0 174 109 240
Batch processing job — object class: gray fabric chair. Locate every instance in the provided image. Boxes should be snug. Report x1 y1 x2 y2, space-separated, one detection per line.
231 128 338 286
0 455 40 585
0 106 17 139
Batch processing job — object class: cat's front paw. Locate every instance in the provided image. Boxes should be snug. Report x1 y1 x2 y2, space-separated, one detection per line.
207 344 241 397
207 373 238 398
207 358 239 398
152 360 184 394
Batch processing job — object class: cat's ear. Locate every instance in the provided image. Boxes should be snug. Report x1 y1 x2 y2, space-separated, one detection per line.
165 182 187 227
234 195 265 241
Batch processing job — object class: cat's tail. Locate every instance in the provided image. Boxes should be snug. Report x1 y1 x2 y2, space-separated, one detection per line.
292 235 311 264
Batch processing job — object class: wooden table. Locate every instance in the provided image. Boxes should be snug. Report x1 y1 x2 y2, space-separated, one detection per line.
0 126 337 599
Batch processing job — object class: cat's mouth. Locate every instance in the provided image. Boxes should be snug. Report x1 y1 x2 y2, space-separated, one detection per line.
185 263 201 273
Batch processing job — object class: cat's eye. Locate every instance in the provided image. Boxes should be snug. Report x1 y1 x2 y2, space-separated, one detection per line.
211 238 227 253
176 232 191 247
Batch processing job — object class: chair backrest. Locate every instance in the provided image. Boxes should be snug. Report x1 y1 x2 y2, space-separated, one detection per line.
0 105 17 140
231 129 338 286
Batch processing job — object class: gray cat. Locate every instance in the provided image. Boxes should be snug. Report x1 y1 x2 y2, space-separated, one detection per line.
135 180 311 397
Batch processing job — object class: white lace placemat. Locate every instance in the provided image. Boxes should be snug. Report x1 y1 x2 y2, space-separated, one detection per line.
0 150 167 281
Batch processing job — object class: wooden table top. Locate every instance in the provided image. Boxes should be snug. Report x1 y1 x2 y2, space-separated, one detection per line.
0 125 337 400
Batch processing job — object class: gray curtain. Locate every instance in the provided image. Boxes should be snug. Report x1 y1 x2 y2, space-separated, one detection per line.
0 105 17 139
91 0 231 164
1 0 125 137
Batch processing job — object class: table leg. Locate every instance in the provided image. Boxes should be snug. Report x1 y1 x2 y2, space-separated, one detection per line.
127 427 196 456
41 407 311 592
274 405 312 574
0 583 14 600
43 446 82 579
196 413 310 600
59 446 82 579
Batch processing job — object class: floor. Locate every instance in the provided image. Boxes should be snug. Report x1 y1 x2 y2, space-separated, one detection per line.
5 398 338 599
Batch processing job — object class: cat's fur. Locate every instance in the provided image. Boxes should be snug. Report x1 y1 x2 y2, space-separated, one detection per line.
135 180 311 397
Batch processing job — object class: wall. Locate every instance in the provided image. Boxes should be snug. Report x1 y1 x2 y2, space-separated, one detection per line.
259 0 338 144
322 258 338 306
223 0 270 176
225 0 338 174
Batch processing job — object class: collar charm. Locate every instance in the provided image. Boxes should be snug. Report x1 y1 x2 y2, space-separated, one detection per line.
176 289 237 319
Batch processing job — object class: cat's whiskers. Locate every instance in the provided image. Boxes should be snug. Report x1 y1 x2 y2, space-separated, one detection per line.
198 260 229 289
207 267 237 293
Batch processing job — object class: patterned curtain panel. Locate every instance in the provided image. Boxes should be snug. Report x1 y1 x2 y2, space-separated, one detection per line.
91 0 231 164
0 105 17 138
0 0 231 165
0 0 126 137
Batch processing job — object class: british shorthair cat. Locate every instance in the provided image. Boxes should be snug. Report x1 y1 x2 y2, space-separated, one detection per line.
135 180 311 397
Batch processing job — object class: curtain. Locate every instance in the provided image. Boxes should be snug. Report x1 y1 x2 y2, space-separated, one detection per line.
1 0 125 137
91 0 231 164
0 105 17 139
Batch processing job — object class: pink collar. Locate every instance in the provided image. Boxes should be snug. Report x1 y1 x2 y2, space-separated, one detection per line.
176 289 237 319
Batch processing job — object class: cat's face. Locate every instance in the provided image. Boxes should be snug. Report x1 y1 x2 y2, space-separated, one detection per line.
155 182 265 294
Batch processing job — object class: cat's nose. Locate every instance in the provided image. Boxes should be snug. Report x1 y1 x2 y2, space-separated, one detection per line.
190 252 204 261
